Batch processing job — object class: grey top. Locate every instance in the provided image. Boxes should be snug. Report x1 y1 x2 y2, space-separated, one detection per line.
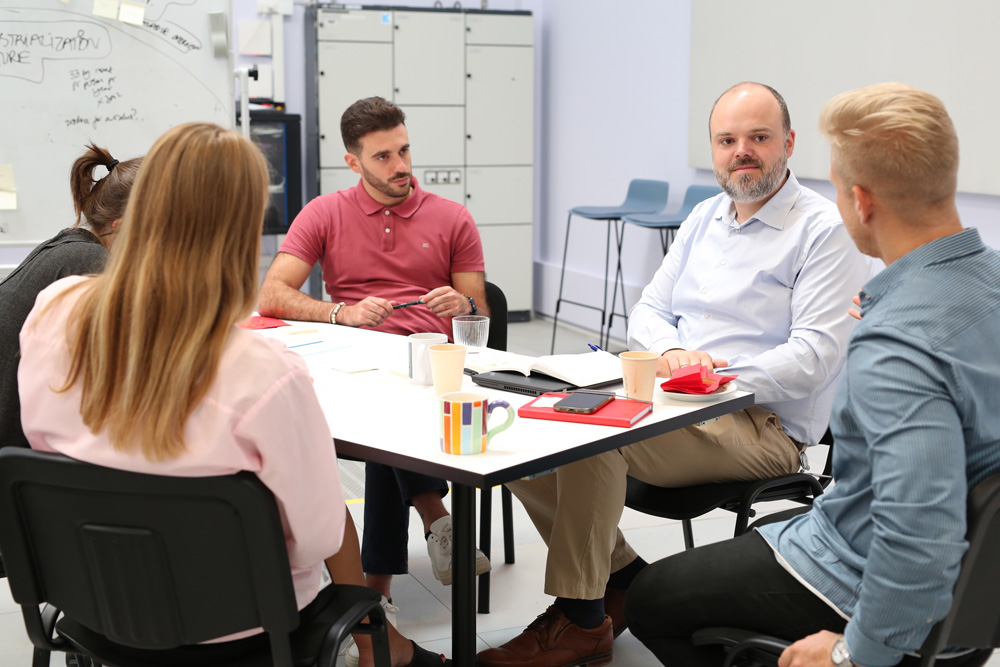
0 229 108 449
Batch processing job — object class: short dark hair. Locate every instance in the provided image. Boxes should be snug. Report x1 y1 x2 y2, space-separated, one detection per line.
709 82 791 137
340 97 406 155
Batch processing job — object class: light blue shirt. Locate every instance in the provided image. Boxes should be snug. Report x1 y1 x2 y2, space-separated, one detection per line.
627 171 874 444
759 229 1000 667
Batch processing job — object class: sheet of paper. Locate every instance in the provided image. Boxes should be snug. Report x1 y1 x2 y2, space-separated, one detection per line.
323 347 380 373
0 165 16 211
92 0 119 20
118 0 146 26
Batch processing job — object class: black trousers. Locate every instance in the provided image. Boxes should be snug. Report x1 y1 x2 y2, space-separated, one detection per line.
360 462 449 575
624 530 991 667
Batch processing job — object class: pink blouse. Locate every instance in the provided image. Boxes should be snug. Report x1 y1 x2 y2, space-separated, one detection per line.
19 276 345 633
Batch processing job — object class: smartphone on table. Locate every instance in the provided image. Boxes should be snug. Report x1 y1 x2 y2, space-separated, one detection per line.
553 391 614 414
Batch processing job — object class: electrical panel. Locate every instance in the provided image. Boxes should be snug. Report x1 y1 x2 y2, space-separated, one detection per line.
305 5 534 317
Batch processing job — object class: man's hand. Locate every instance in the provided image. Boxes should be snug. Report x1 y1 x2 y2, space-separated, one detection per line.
337 297 393 327
657 349 729 377
421 286 472 318
778 630 847 667
848 294 863 321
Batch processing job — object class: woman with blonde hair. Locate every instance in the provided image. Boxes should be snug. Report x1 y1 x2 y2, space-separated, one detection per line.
0 144 141 450
17 122 447 667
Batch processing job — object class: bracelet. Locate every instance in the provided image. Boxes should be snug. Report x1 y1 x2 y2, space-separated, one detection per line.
462 294 478 315
329 302 345 325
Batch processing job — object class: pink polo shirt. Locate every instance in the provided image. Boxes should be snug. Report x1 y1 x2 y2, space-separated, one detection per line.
18 277 346 638
280 177 485 339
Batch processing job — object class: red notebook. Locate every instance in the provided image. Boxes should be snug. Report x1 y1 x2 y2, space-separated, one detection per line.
518 393 653 428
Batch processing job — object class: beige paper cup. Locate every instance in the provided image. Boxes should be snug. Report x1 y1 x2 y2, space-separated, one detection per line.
620 351 660 401
429 343 467 396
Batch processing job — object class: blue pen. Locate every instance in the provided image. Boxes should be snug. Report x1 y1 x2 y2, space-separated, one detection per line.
587 343 604 352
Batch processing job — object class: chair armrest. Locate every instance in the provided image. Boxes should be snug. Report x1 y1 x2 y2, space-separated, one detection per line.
22 603 69 652
692 627 789 667
736 473 826 508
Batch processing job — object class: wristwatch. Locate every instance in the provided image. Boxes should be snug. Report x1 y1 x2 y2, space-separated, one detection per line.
831 636 852 667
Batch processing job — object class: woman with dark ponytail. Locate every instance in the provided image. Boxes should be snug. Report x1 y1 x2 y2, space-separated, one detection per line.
0 144 141 449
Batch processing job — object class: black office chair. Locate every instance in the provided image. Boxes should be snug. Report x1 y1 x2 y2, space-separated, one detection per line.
478 280 516 613
625 428 834 549
692 470 1000 667
0 448 390 667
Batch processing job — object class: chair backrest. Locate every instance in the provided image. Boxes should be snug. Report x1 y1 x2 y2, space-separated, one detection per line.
622 179 671 211
919 471 1000 662
0 448 300 652
485 281 508 352
677 184 723 217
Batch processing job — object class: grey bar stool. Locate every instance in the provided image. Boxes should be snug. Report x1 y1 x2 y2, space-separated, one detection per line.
621 184 723 254
551 179 670 353
608 184 723 335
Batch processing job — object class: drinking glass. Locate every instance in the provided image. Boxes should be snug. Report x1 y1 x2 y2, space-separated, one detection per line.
452 315 490 353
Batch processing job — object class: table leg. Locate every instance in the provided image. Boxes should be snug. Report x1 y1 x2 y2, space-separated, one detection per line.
452 483 476 663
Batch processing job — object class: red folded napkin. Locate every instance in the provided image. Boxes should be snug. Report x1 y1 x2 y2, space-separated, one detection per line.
660 364 737 395
238 315 290 330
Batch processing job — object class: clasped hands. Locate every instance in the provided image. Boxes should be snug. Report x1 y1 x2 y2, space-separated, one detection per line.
336 286 470 328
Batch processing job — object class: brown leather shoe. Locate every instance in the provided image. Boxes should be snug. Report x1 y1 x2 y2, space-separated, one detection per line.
475 605 612 667
603 586 628 638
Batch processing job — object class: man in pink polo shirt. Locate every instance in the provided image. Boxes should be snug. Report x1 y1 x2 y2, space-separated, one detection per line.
258 97 491 648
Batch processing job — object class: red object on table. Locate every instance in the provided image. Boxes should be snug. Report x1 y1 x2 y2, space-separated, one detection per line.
659 364 737 395
238 315 290 330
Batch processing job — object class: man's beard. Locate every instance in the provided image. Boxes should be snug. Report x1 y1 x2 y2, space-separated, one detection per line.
362 167 411 199
715 155 787 203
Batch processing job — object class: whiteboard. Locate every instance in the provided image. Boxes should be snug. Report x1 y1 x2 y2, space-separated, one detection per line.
689 0 1000 197
0 0 234 244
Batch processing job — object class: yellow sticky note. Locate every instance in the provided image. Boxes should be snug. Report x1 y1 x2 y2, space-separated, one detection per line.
0 191 15 211
118 0 145 26
92 0 119 20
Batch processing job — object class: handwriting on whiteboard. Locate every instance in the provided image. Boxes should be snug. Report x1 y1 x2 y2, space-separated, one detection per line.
0 21 110 82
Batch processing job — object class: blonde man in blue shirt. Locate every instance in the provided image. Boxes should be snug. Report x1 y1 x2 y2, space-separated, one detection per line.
626 84 1000 667
477 82 874 667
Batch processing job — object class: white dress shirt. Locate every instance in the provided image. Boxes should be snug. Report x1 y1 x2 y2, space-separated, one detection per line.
627 171 875 444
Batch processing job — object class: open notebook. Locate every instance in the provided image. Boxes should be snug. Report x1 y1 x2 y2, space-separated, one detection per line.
467 350 622 387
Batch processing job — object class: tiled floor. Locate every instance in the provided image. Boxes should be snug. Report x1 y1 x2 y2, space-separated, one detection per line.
1 316 995 665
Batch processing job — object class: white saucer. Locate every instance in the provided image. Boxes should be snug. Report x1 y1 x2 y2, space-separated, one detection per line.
656 382 737 402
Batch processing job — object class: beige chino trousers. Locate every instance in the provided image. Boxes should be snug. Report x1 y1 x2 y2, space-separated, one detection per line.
506 406 802 600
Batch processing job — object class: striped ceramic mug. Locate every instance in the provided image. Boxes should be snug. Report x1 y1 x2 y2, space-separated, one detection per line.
439 392 514 455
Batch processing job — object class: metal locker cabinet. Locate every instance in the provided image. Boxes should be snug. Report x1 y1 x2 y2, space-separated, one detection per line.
465 45 534 166
465 166 533 225
465 12 533 46
394 11 466 106
317 41 392 167
479 225 534 313
401 105 465 168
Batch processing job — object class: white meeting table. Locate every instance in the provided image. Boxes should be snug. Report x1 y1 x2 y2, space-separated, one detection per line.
257 322 754 665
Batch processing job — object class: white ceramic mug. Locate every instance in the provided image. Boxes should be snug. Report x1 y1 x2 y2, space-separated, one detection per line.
408 333 449 385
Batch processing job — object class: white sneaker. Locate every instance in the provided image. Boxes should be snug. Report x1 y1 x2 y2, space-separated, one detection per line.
426 515 491 586
344 595 398 667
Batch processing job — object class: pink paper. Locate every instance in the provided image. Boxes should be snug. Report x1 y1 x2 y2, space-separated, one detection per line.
238 315 290 330
659 364 737 395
